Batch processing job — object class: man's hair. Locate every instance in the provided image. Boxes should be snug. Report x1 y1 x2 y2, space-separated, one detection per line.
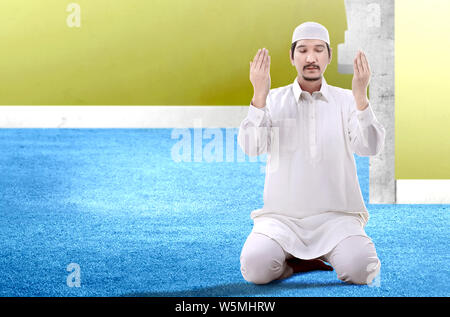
290 41 331 59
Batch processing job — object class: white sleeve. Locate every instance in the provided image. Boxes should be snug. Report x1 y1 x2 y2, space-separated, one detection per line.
348 99 386 156
237 94 273 157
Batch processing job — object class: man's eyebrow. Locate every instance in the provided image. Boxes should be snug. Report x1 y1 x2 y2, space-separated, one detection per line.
297 44 326 48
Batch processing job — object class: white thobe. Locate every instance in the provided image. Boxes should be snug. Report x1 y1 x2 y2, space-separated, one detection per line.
238 76 386 260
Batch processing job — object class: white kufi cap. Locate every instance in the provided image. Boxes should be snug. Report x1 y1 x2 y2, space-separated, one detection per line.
292 22 330 45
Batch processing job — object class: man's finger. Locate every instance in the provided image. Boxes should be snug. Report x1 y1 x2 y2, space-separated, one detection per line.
252 49 260 68
356 51 363 74
262 50 269 71
253 49 262 70
256 49 265 70
264 54 271 72
359 51 367 73
256 49 264 70
258 48 267 70
361 52 370 73
353 55 359 76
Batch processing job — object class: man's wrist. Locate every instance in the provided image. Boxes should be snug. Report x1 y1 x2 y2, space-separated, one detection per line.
252 94 267 108
354 96 369 110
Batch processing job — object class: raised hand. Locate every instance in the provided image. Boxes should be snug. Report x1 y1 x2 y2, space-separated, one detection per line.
352 50 371 110
250 48 271 108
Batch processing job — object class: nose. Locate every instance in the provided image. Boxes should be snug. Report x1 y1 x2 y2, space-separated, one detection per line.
306 54 317 63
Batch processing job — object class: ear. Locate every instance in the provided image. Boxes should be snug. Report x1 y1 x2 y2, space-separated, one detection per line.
289 49 294 66
328 46 333 64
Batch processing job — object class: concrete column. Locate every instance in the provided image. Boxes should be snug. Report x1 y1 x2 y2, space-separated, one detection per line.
337 0 395 203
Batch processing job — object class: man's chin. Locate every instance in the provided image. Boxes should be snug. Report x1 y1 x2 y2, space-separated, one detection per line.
302 74 322 81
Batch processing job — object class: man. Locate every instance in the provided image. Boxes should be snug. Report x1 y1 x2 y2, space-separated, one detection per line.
238 22 385 285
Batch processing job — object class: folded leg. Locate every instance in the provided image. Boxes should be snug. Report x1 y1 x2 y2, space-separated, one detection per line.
240 232 293 284
323 235 381 285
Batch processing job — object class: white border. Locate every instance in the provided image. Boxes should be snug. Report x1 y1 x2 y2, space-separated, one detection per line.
0 106 248 128
396 180 450 204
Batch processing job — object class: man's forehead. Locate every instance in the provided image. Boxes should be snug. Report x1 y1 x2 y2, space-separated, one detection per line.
297 39 327 47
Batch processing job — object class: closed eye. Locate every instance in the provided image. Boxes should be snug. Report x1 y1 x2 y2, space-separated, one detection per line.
297 48 324 53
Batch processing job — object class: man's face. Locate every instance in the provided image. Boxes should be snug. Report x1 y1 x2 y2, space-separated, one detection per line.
290 39 332 82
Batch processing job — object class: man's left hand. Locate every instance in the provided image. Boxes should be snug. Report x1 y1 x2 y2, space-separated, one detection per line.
352 50 370 111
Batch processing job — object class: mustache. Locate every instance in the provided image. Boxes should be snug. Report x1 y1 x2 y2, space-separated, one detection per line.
304 64 320 70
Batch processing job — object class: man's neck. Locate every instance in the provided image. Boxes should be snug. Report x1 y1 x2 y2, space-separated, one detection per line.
297 76 322 94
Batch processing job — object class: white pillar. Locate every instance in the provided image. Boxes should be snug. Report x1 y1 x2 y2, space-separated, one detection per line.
338 0 395 203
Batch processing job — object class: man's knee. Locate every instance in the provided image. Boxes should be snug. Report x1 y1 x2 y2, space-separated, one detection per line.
240 250 285 285
336 255 380 285
331 236 381 285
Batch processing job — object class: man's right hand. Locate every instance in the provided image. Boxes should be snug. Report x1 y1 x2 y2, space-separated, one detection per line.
250 48 271 108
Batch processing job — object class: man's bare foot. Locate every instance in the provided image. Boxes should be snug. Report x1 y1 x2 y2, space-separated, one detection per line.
286 258 333 273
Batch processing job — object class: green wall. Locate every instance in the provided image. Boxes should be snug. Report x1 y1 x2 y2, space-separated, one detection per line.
3 1 448 179
0 0 349 105
395 0 450 179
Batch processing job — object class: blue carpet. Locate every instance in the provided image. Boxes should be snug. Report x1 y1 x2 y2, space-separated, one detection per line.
0 129 448 297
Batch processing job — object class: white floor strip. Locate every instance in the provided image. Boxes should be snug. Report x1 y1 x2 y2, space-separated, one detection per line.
0 106 249 128
396 179 450 204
